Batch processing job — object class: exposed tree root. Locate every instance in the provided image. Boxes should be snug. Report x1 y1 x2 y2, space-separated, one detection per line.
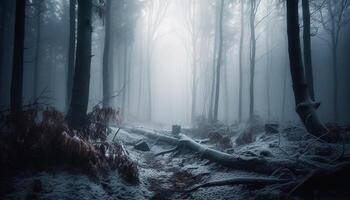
186 177 290 192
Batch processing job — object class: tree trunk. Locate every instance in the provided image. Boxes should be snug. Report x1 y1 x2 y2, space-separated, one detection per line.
33 1 42 99
302 0 315 101
286 0 329 139
213 0 224 122
67 0 92 128
102 0 112 108
146 34 152 121
208 4 219 121
66 0 76 110
121 41 128 117
0 1 6 86
223 47 229 123
332 42 338 121
281 48 288 122
238 0 244 123
265 31 271 121
10 0 26 112
191 1 197 123
249 0 257 120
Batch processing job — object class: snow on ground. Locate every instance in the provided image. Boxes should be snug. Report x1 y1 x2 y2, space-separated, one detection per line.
3 123 350 200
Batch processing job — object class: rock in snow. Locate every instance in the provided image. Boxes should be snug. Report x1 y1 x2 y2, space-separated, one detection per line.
134 140 150 151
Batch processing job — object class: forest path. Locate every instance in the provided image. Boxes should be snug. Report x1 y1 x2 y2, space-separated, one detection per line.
112 126 276 200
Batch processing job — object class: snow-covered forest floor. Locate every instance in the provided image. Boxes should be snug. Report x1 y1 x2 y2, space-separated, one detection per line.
2 122 350 200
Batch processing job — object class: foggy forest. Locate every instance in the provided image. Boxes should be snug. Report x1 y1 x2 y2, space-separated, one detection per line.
1 0 350 199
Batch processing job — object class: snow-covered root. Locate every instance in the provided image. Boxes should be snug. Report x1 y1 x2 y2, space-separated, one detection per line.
185 177 290 192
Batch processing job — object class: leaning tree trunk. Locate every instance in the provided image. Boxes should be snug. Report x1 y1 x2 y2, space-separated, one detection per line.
302 0 315 101
66 0 76 110
102 0 113 108
213 0 224 122
10 0 26 112
286 0 329 139
67 0 92 128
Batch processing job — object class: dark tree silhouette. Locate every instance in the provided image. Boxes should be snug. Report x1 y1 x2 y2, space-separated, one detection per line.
286 0 329 139
67 0 92 128
33 0 42 99
302 0 315 101
10 0 26 112
66 0 76 109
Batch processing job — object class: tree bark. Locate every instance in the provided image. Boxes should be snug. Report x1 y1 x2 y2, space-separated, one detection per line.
66 0 76 110
10 0 26 112
302 0 315 101
213 0 224 122
286 0 329 139
67 0 92 128
102 0 112 108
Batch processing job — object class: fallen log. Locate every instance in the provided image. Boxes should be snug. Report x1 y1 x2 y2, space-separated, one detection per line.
128 127 316 174
126 127 178 145
186 177 290 192
179 134 318 174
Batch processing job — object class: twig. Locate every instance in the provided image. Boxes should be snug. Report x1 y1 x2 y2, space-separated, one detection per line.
112 128 121 142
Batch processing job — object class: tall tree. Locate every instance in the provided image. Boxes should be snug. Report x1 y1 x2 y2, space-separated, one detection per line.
0 1 6 83
213 0 224 121
208 2 219 121
66 0 76 109
33 0 42 99
248 0 260 120
10 0 26 112
67 0 92 128
286 0 329 139
238 0 244 122
102 0 112 108
189 0 198 123
302 0 315 101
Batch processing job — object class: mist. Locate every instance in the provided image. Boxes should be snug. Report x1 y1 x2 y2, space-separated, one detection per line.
1 0 350 199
